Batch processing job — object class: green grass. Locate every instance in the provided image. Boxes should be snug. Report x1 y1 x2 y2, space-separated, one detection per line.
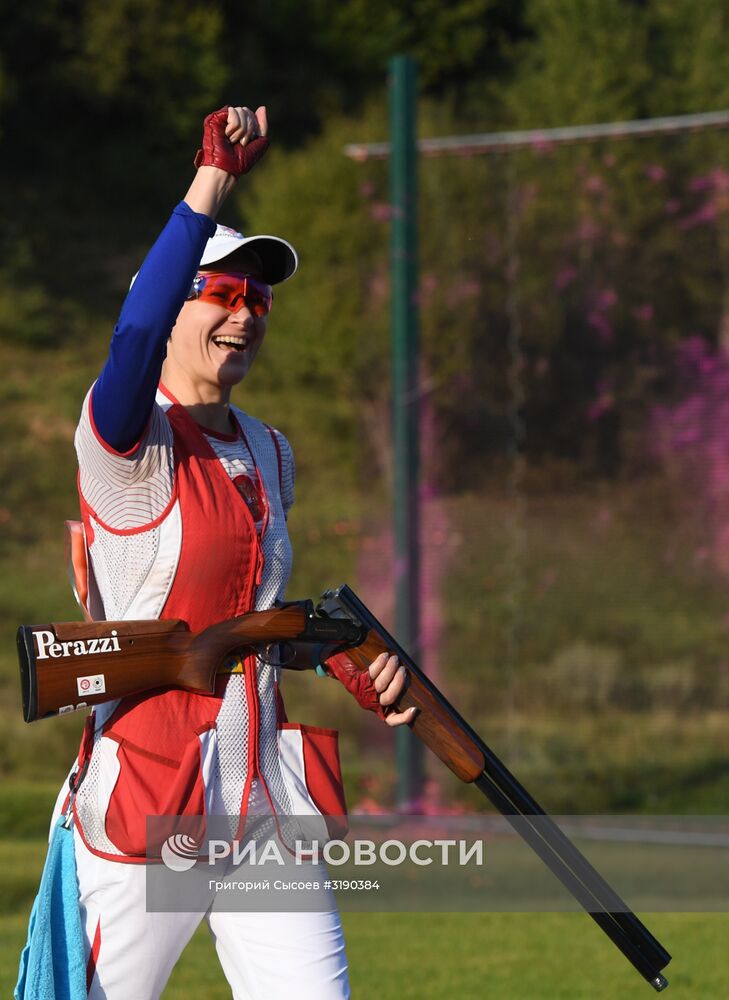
2 904 727 999
1 837 726 998
0 840 46 917
344 912 727 999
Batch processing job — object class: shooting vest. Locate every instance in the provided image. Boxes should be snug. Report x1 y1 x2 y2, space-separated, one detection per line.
69 390 346 862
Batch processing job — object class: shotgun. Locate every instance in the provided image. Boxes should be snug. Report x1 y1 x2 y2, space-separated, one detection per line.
16 584 671 991
16 600 365 723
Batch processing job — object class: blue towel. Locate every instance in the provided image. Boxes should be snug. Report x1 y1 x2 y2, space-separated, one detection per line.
15 818 87 1000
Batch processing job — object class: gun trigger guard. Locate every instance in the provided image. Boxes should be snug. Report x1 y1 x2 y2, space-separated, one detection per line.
275 642 297 667
257 642 297 668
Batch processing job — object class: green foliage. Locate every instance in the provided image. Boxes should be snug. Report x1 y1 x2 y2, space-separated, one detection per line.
507 0 651 126
647 0 729 114
310 0 525 91
1 0 227 132
65 0 227 129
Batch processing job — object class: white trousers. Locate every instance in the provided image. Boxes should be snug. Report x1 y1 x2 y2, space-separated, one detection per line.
70 826 350 1000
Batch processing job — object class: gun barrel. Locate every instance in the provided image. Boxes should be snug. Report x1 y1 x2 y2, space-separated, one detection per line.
318 584 672 991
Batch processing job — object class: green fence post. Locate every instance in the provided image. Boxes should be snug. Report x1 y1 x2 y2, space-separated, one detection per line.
389 55 424 808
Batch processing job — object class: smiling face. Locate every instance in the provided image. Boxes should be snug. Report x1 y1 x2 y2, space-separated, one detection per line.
162 250 269 404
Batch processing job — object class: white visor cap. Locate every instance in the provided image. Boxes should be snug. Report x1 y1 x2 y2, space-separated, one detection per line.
201 224 298 285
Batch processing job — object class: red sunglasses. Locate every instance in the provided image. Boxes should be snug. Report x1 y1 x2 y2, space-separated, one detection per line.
187 272 273 317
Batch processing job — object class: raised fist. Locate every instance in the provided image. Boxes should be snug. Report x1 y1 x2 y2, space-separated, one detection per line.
194 105 270 177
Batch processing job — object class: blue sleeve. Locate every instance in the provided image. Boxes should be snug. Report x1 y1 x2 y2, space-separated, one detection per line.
91 201 217 452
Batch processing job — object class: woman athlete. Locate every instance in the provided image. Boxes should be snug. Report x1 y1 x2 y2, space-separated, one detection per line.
48 103 414 1000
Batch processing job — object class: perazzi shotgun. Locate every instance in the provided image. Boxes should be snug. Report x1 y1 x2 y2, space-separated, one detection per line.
17 584 671 991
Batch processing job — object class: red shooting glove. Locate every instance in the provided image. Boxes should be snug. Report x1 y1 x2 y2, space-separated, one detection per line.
324 651 387 720
194 106 270 177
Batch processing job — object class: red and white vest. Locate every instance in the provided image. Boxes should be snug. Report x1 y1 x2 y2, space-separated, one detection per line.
69 386 346 862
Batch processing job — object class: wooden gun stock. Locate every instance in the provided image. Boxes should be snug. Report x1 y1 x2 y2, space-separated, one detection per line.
17 603 364 722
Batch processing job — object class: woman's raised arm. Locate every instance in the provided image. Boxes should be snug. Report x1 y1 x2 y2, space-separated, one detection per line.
91 106 269 452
